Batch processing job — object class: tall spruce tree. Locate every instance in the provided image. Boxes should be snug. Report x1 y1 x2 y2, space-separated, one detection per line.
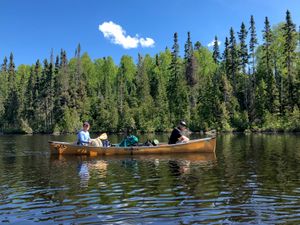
116 56 136 131
282 10 297 111
212 36 221 64
8 53 15 85
167 32 189 125
152 52 171 131
229 27 239 94
3 53 20 130
24 67 35 126
1 57 7 73
238 22 248 74
249 15 258 75
223 37 231 78
184 32 197 86
261 17 279 113
0 57 8 123
53 50 71 132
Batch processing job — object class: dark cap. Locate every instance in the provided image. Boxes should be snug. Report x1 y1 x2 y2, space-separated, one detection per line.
83 121 90 126
179 121 187 127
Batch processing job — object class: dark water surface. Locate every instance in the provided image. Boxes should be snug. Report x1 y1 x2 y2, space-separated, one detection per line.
0 133 300 224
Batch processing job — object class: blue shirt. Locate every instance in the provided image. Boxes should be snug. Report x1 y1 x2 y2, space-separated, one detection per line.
77 129 91 145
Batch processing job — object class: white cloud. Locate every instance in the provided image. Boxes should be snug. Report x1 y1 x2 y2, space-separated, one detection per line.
99 21 155 49
139 37 155 47
207 40 221 47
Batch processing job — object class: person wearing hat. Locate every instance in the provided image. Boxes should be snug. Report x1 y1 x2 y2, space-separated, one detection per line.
77 122 92 145
168 121 190 144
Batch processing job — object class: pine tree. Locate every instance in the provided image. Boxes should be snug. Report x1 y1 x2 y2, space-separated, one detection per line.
16 65 30 132
2 53 21 130
8 53 15 85
53 50 71 132
253 79 267 126
136 54 151 101
194 41 201 50
212 36 221 64
116 56 136 131
229 27 239 94
184 32 197 86
249 15 258 74
152 52 171 131
1 57 7 73
24 67 35 125
167 32 189 125
0 57 8 126
282 10 297 111
238 22 248 74
223 37 231 78
262 17 279 113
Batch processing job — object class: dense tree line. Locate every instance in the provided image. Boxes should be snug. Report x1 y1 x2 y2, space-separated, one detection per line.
0 11 299 134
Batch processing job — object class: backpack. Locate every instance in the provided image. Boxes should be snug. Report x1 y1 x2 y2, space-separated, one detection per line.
119 135 139 147
102 139 111 147
144 139 159 146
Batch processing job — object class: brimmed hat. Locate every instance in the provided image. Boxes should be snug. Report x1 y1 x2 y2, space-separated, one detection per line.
179 121 187 127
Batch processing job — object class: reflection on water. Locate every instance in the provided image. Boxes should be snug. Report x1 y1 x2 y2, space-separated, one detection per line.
1 134 300 224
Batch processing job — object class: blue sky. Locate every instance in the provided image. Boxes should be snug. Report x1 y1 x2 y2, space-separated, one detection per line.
0 0 299 66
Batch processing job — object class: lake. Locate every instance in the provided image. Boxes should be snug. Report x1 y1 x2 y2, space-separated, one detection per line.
0 133 300 224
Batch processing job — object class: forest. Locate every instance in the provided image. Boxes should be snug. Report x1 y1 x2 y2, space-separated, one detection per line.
0 11 299 134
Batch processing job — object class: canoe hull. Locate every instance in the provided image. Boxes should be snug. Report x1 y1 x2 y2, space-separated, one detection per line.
49 137 216 156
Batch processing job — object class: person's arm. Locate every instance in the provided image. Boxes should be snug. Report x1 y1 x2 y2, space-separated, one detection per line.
179 135 189 142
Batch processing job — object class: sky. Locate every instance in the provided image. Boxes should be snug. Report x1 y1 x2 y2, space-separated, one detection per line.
0 0 299 66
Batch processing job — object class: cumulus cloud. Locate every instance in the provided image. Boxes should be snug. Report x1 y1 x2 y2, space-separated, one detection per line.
99 21 155 49
207 40 221 47
139 37 155 47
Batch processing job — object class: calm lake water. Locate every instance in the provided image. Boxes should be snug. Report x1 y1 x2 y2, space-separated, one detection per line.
0 133 300 224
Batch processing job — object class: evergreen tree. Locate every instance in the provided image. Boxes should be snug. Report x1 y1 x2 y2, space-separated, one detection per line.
134 54 156 131
261 17 279 113
223 37 231 78
1 56 7 73
0 57 8 124
212 36 221 64
194 41 201 50
253 79 267 126
38 58 55 132
249 15 258 74
167 32 189 125
238 22 248 74
8 53 15 85
152 52 171 131
53 50 72 132
116 55 136 131
282 10 297 111
3 83 20 130
184 32 197 86
229 27 239 94
24 67 35 126
2 53 21 130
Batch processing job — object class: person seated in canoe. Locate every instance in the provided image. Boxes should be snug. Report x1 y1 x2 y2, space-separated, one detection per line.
168 121 190 144
77 121 92 146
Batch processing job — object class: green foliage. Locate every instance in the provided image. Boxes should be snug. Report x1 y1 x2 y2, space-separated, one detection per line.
60 108 82 133
232 111 249 131
0 11 299 134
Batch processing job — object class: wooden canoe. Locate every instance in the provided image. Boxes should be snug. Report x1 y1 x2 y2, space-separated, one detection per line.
49 137 216 156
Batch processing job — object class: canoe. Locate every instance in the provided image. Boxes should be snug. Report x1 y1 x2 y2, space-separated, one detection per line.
49 137 216 156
